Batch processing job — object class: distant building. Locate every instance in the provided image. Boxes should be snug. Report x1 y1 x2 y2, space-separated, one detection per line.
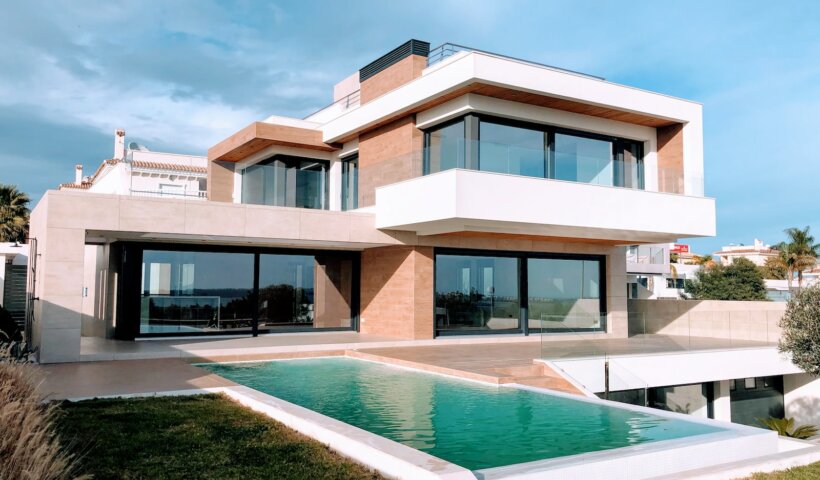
58 129 207 199
626 243 702 299
714 239 779 266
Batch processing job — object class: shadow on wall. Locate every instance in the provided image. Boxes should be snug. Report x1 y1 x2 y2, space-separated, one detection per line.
786 392 820 435
31 300 87 364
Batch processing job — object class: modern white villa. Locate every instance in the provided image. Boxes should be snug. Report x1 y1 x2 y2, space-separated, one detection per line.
25 40 820 479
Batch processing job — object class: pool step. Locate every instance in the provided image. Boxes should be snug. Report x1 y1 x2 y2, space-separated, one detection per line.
492 364 584 396
513 376 581 395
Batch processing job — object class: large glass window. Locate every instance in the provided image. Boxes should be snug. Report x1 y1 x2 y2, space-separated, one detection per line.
424 119 465 174
648 383 713 418
130 246 357 338
435 254 520 333
341 155 358 211
258 253 354 331
242 155 328 209
527 258 602 332
479 121 545 178
423 114 645 189
553 133 613 186
140 250 254 334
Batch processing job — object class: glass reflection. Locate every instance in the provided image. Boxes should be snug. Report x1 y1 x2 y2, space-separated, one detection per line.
140 250 254 334
424 120 464 173
258 253 353 330
435 255 520 332
527 258 602 332
479 121 545 178
242 155 328 209
554 133 613 186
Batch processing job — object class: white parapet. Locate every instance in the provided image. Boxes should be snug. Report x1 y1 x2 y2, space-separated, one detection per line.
375 169 716 243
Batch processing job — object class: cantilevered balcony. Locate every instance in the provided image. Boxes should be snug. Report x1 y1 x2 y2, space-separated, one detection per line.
375 168 715 243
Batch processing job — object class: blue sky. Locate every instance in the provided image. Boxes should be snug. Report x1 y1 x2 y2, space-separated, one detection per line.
1 1 818 254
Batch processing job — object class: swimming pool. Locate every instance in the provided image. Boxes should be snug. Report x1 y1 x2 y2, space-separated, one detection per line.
202 357 726 471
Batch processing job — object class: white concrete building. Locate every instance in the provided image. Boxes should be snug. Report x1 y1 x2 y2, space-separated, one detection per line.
23 40 820 457
626 243 702 299
715 239 780 266
59 129 207 199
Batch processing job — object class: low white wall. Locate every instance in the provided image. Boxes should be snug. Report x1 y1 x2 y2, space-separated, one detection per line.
628 299 785 342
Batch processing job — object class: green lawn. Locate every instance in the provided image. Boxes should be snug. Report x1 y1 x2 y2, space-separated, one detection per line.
746 462 820 480
55 394 384 480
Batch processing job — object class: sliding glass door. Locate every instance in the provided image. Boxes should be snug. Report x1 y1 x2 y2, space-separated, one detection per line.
435 249 606 336
127 244 357 339
435 254 521 333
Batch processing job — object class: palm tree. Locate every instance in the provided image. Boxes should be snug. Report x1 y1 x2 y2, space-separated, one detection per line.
0 184 30 243
775 226 820 292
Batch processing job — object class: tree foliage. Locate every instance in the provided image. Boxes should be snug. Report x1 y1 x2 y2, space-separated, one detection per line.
0 184 30 243
758 417 818 439
759 256 788 280
779 285 820 375
684 257 767 301
775 226 820 291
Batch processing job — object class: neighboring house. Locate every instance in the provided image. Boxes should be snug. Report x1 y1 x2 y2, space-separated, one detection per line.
626 244 701 299
58 129 207 199
715 238 779 266
0 242 29 327
25 40 818 431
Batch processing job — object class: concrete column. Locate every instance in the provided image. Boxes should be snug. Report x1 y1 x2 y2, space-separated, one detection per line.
713 380 732 421
328 158 342 211
607 247 629 338
29 194 87 363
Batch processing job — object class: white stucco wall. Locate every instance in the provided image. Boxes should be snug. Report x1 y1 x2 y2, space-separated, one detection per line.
784 373 820 431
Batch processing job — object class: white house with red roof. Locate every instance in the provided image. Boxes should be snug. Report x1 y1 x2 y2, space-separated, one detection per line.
59 129 207 199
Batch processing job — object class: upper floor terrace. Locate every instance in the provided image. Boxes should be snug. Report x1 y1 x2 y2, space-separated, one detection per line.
206 39 714 245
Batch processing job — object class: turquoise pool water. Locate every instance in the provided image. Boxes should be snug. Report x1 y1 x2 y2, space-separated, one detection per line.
202 357 724 470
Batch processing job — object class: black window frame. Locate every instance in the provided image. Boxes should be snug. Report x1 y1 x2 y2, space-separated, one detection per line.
433 247 607 337
422 113 645 189
341 154 359 211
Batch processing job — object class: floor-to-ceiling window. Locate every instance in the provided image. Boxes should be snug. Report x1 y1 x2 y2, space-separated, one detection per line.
553 132 613 186
435 254 521 333
423 118 465 173
125 244 357 339
258 253 354 331
527 258 602 332
434 249 605 336
341 155 358 211
479 120 546 178
241 155 329 209
423 114 645 189
140 250 255 335
729 376 784 427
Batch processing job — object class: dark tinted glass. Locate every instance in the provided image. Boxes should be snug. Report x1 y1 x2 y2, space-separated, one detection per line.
435 254 520 333
242 155 328 209
140 250 254 334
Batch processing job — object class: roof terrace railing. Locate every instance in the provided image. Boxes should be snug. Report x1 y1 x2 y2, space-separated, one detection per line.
426 43 605 81
304 89 361 120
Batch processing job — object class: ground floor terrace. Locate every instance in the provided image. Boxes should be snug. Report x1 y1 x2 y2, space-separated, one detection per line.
38 334 820 479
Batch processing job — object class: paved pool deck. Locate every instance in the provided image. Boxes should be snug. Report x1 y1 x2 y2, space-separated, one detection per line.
38 333 773 400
